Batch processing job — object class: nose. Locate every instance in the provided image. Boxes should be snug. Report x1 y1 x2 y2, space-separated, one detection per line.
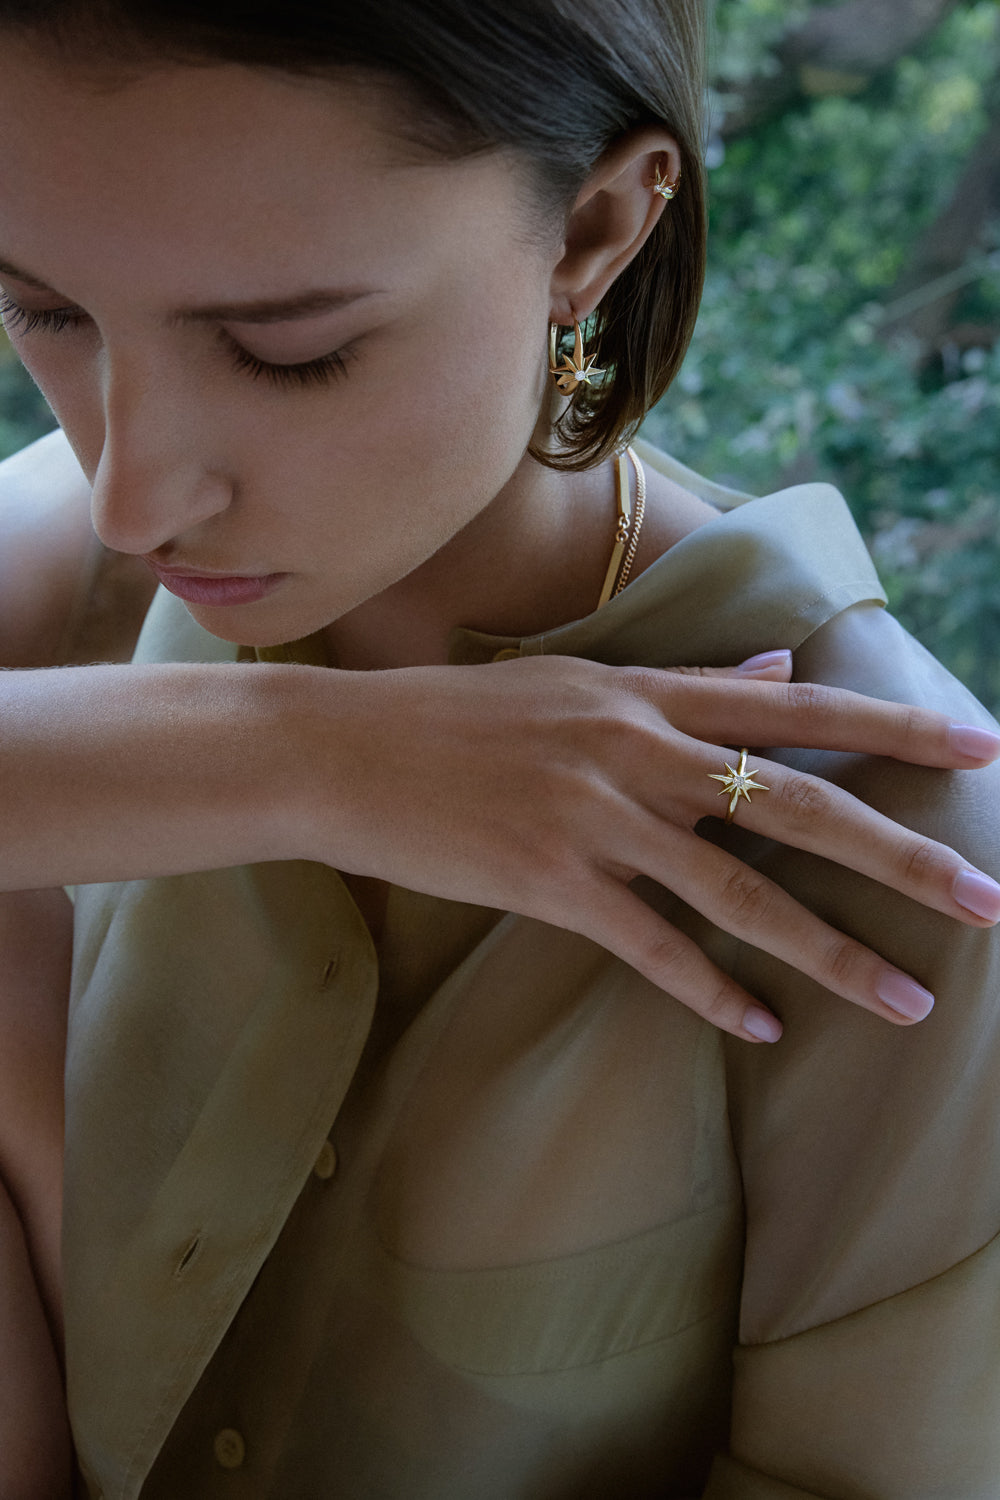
89 356 234 555
91 453 233 555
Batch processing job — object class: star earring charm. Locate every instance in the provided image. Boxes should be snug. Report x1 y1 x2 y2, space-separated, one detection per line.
651 163 680 201
708 748 770 825
548 319 605 395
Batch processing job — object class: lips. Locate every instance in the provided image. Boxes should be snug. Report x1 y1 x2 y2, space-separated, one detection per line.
146 563 287 607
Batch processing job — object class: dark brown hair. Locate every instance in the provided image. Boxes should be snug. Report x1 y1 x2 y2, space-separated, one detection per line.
0 0 707 469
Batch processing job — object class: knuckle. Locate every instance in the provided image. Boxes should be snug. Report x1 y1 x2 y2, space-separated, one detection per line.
617 664 701 715
615 665 668 702
573 710 620 762
520 850 594 922
822 933 865 992
894 703 930 745
773 773 832 825
704 978 743 1026
785 681 840 720
638 924 694 977
528 839 574 888
717 867 777 929
899 835 946 888
574 678 655 749
581 718 654 782
633 924 748 1036
601 708 668 773
698 978 746 1031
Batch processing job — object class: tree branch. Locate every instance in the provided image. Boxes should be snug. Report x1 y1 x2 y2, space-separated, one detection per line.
881 74 1000 349
718 0 963 138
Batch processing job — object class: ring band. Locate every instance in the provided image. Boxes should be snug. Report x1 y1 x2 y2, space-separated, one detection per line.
708 748 770 825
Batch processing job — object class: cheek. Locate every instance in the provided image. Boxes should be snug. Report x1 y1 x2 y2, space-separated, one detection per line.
233 252 550 600
384 354 541 509
244 296 548 619
320 286 548 531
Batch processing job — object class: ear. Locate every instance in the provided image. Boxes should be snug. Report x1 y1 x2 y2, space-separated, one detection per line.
548 127 682 323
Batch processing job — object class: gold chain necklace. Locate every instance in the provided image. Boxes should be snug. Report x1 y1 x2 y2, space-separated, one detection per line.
596 446 646 608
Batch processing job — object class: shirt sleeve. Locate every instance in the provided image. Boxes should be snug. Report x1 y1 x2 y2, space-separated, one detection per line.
700 739 1000 1497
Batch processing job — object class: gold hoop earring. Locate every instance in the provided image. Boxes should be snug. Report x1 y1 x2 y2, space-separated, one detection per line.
652 163 680 201
548 319 605 395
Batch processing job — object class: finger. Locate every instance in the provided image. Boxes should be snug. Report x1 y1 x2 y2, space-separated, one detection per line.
631 673 1000 769
694 753 1000 929
663 650 794 683
735 649 794 681
652 827 936 1026
572 874 784 1044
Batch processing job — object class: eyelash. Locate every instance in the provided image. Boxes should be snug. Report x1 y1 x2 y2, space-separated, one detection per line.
0 296 82 337
0 292 355 391
222 335 354 389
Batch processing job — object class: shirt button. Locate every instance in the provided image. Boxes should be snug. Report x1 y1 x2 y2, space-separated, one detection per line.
491 647 521 662
214 1429 246 1470
313 1140 338 1180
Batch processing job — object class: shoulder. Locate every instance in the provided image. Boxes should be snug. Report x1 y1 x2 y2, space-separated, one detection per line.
772 596 1000 1009
796 597 999 864
726 596 1000 1337
0 429 154 665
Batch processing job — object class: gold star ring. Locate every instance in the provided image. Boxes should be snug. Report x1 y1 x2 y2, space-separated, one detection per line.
708 748 770 825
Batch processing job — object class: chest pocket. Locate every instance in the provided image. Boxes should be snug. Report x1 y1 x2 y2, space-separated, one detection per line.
370 1200 743 1379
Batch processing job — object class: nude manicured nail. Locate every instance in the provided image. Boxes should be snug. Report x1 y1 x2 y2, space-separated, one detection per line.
953 868 1000 922
876 972 935 1021
743 1009 782 1042
948 723 1000 762
737 650 793 677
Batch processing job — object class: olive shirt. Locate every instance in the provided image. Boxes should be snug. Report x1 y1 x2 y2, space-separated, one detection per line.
64 444 1000 1499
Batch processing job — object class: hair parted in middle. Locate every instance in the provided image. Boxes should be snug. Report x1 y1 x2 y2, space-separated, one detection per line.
0 0 708 470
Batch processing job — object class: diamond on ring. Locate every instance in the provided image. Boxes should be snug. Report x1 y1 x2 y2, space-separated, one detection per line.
708 748 769 825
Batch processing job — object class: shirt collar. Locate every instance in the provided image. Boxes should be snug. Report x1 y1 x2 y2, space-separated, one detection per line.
252 444 886 671
449 443 885 668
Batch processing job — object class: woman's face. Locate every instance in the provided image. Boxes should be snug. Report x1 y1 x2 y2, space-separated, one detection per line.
0 45 562 644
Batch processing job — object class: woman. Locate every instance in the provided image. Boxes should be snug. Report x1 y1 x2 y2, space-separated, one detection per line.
0 2 998 1496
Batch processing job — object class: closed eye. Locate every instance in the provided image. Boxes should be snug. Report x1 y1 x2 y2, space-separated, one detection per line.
0 290 358 391
0 294 87 336
218 329 357 389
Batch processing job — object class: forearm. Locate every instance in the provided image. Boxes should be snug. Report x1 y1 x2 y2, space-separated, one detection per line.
0 662 314 889
4 650 999 1050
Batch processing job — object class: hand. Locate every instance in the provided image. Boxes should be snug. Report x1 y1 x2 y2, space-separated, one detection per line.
289 649 1000 1043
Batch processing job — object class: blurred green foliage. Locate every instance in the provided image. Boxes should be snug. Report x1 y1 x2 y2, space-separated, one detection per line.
711 0 812 83
644 0 1000 714
0 339 55 456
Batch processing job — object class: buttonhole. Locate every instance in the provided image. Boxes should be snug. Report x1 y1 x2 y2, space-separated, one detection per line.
320 956 339 989
174 1234 203 1277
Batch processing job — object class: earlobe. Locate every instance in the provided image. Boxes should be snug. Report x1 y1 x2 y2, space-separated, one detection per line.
548 127 682 322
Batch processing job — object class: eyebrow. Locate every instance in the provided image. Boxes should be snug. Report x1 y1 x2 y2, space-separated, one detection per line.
0 256 49 290
0 255 381 324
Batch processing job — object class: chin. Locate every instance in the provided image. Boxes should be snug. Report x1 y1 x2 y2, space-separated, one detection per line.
179 596 339 652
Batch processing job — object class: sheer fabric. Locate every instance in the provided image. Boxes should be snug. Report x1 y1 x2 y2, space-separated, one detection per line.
65 448 1000 1498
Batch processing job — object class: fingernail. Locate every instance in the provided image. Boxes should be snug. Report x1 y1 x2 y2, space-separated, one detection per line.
954 868 1000 922
737 650 793 677
948 724 1000 762
876 971 935 1021
743 1009 783 1042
